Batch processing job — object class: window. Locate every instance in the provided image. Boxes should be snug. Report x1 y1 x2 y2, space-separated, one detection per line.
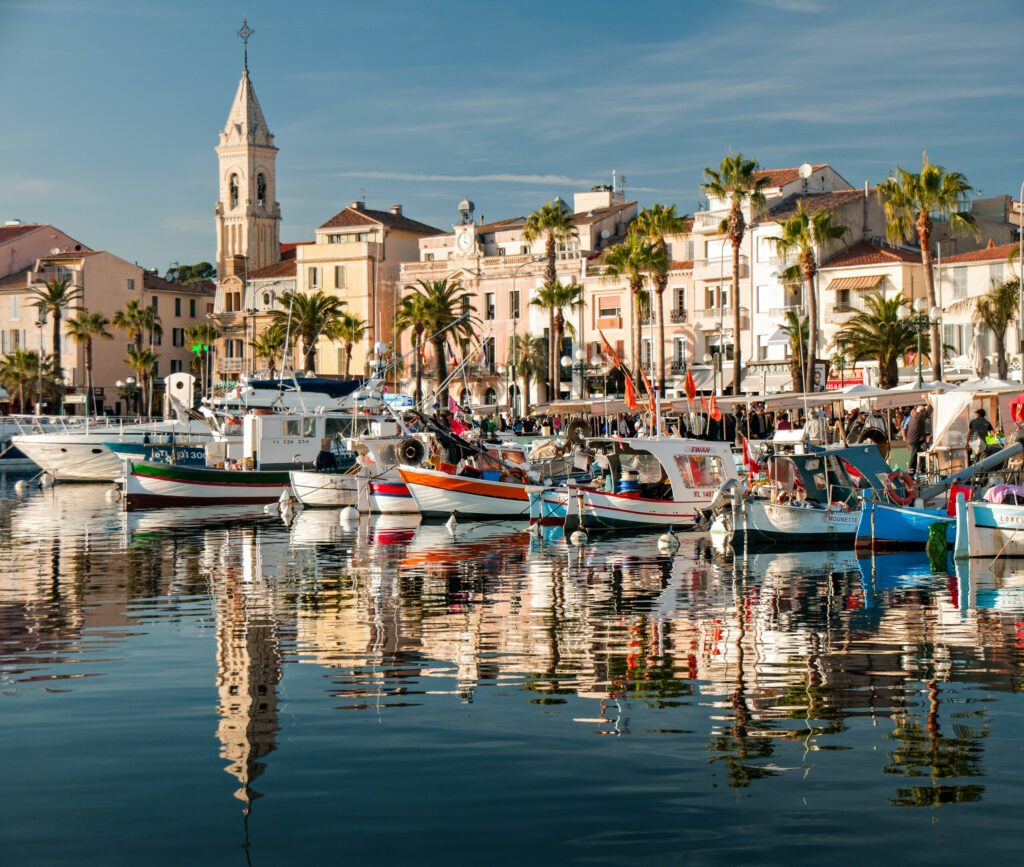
483 336 495 370
674 454 727 488
674 287 686 313
172 328 185 347
485 292 495 320
334 265 346 289
597 296 621 318
990 262 1005 285
230 174 239 208
705 284 730 309
425 253 435 262
308 267 321 289
943 324 957 355
756 284 780 314
263 292 272 308
509 289 520 319
151 296 158 310
707 338 734 360
189 298 196 317
9 296 18 320
685 239 695 261
126 278 135 291
285 418 317 438
461 296 471 316
642 338 653 367
497 247 506 256
835 288 851 309
257 173 266 207
484 387 497 405
674 337 688 365
174 297 181 317
757 333 770 361
952 267 967 299
170 359 183 374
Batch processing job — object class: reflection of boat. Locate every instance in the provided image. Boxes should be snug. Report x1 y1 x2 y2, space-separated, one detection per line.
367 513 420 545
122 503 273 542
737 548 861 581
288 507 350 545
953 556 1024 610
400 521 529 568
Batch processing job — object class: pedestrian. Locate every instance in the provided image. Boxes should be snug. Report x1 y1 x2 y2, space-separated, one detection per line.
905 405 929 476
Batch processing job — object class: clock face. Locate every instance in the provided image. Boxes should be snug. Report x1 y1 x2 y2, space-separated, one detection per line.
457 232 472 252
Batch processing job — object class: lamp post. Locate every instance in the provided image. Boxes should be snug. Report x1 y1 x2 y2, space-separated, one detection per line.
899 298 940 388
509 255 544 419
560 348 588 400
35 313 47 415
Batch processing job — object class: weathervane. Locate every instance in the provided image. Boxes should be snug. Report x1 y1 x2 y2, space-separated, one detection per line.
237 17 255 71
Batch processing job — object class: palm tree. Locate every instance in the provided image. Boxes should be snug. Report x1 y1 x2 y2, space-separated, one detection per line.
113 299 162 353
835 293 925 389
0 349 45 413
327 313 367 377
523 200 579 392
267 290 346 374
701 154 769 394
126 346 159 417
31 278 82 380
530 280 584 399
66 311 113 417
877 153 980 381
509 333 546 416
395 291 433 405
949 275 1020 379
405 278 475 405
184 323 220 396
603 234 664 390
769 203 850 392
779 311 809 392
249 325 286 378
634 204 688 393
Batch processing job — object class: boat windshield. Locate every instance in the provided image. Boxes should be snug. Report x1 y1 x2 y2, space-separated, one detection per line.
620 452 667 484
674 454 728 488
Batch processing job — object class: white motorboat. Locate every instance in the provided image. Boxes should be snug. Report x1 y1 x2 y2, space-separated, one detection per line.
397 463 545 520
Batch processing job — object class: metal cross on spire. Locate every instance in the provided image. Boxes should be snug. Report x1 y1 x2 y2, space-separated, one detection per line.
237 17 255 71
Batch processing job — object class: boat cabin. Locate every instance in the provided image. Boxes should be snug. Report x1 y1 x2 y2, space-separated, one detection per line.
587 437 737 500
767 444 892 509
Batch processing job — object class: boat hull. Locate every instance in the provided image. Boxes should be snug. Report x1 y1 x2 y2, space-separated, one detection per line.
124 460 290 510
723 498 861 549
368 480 419 514
856 498 953 551
529 489 570 526
289 469 359 508
954 499 1024 559
397 465 541 520
578 488 711 531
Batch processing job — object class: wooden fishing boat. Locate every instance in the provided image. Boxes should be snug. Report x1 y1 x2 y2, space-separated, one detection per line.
123 460 290 509
397 464 545 520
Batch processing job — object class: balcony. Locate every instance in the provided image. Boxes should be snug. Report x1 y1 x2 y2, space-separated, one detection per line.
670 361 688 374
669 309 687 323
826 303 856 317
403 259 457 275
220 359 243 373
693 306 749 329
595 315 622 330
693 254 749 282
693 211 725 232
768 304 803 318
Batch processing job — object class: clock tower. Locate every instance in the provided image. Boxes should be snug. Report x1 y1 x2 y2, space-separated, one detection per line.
214 19 281 279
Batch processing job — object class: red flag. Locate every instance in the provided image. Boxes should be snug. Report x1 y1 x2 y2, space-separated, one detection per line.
448 395 466 435
742 436 762 473
637 365 657 415
684 367 697 403
700 393 710 415
598 329 622 369
709 393 722 422
624 376 638 411
448 395 462 414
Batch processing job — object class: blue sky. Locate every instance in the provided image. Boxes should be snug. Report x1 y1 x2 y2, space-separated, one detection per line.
1 0 1021 270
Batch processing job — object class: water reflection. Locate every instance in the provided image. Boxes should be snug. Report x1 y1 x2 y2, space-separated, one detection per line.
1 486 1023 847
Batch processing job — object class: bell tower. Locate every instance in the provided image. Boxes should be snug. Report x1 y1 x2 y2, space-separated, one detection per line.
215 19 281 279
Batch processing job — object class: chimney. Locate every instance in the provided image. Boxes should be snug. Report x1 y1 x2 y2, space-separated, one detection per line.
390 204 402 216
351 200 364 211
4 219 23 226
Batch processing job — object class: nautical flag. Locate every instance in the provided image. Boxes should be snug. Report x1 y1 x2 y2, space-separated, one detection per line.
741 436 762 473
684 367 697 403
623 375 638 411
448 394 467 435
709 393 722 422
700 393 710 415
637 364 657 416
419 342 428 365
448 395 463 414
446 341 458 364
598 329 622 369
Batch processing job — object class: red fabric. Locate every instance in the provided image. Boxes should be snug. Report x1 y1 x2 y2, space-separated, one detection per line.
742 436 762 473
624 376 638 411
1010 393 1024 423
684 368 697 402
947 483 972 516
709 393 722 422
637 365 657 415
598 329 622 369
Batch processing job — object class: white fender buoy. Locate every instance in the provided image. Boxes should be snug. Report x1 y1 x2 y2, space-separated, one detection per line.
105 487 121 502
278 489 293 506
569 529 588 546
445 513 457 537
14 479 27 494
339 505 359 524
658 526 680 553
38 472 54 488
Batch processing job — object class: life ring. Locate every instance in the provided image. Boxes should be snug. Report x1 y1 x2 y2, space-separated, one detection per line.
885 470 917 506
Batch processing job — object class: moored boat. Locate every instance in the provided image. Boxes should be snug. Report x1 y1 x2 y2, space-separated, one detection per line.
124 460 290 509
953 488 1024 559
397 464 545 520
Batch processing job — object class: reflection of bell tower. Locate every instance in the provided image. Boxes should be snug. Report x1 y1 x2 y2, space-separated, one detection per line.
214 548 282 810
214 18 281 279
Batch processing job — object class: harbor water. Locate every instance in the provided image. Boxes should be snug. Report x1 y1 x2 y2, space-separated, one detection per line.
2 482 1023 865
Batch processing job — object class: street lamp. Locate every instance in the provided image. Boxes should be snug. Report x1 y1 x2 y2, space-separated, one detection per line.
35 313 47 415
899 298 939 388
560 348 588 400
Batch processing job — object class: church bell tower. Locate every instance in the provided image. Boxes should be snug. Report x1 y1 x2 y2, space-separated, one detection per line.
215 19 281 279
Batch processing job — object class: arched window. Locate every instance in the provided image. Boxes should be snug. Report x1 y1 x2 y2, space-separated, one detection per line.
257 173 266 207
263 292 271 308
230 174 239 208
484 387 497 405
459 388 471 407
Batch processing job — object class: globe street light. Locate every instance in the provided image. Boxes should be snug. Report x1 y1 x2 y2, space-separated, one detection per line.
900 300 934 388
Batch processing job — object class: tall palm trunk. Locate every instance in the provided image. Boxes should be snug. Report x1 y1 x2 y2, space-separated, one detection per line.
51 310 63 379
84 339 94 418
303 339 316 374
545 233 557 398
432 337 449 404
656 275 667 395
803 254 818 393
521 372 531 416
344 343 353 377
631 280 643 390
995 332 1008 379
731 238 742 395
413 331 424 405
916 212 942 381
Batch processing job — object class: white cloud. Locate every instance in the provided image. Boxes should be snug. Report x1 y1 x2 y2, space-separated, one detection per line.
331 171 597 186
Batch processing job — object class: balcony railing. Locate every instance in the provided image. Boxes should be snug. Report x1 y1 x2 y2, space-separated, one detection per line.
220 359 243 373
669 309 687 323
693 255 749 281
768 304 802 318
693 211 724 231
826 303 856 316
670 361 688 374
693 306 749 328
595 315 622 330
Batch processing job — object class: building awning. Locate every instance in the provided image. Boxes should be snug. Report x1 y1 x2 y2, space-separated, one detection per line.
826 275 885 291
766 327 790 346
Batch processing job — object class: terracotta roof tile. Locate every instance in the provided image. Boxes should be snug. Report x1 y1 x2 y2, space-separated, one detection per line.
318 206 442 235
248 259 297 280
754 164 828 187
759 188 866 224
0 223 44 243
572 201 636 225
821 240 921 269
941 241 1019 264
143 271 215 295
668 260 694 270
279 241 312 260
0 268 33 289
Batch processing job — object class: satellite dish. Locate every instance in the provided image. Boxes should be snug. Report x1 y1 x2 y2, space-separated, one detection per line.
600 229 610 239
798 162 813 179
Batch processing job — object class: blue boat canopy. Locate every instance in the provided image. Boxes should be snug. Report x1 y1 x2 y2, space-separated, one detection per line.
245 378 363 399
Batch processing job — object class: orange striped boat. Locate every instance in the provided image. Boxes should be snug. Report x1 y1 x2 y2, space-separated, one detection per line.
396 464 547 520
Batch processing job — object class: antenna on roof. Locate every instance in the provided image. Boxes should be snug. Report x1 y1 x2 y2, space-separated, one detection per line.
612 169 617 192
359 187 366 204
620 175 627 197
